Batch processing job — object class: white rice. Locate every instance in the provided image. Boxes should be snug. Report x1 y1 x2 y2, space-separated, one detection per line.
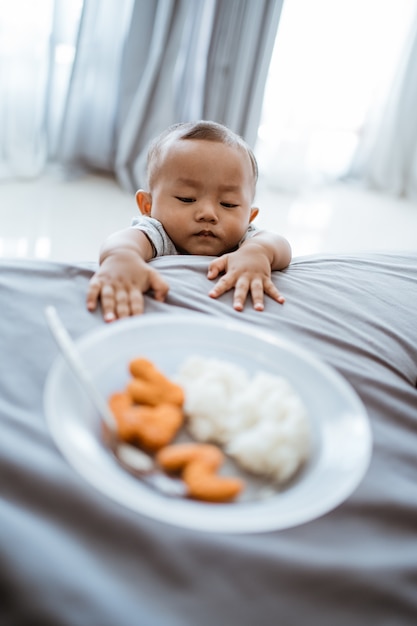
176 356 311 484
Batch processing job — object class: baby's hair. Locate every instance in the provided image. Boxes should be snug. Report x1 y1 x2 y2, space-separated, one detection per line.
146 120 258 190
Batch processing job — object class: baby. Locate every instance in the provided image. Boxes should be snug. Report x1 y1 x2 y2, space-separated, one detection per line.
87 120 291 321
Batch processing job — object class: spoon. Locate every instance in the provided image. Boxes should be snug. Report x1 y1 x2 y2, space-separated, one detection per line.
44 306 187 498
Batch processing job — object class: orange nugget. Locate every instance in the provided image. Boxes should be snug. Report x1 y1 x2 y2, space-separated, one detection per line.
156 443 244 503
183 460 244 503
156 442 223 472
109 392 183 453
128 358 184 407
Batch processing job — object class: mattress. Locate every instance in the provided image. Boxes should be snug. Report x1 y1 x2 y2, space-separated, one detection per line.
0 252 416 626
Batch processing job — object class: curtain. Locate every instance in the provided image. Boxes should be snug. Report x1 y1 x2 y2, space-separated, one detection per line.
351 7 417 201
0 0 56 179
0 0 87 179
0 0 283 192
254 0 417 197
101 0 283 191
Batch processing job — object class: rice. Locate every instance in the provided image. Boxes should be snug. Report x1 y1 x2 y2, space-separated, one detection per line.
176 356 311 484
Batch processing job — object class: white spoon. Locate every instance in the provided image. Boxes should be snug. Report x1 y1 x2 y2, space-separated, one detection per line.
44 306 186 497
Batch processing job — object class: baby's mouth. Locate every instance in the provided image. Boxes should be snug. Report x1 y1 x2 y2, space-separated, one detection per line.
195 230 217 238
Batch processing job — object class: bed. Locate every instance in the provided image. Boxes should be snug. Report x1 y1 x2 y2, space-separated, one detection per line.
1 251 416 625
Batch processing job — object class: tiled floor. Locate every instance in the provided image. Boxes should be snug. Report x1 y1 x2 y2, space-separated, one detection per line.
0 169 416 263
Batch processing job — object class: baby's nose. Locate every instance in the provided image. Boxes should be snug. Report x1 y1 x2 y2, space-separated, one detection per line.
195 201 218 223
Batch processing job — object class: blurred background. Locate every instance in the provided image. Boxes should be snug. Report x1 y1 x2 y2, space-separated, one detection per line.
1 0 417 262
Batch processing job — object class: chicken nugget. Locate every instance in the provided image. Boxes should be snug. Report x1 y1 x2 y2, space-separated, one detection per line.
183 460 244 503
109 392 184 452
128 358 184 407
156 442 222 473
156 442 244 503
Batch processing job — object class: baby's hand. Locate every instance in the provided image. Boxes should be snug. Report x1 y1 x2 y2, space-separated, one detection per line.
86 251 169 321
207 245 285 312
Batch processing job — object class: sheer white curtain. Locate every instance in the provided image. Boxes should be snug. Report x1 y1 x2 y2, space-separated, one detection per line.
0 0 283 191
351 7 417 201
113 0 284 190
256 0 417 199
0 0 83 179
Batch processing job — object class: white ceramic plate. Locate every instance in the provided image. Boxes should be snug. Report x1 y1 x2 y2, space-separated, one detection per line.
44 313 372 534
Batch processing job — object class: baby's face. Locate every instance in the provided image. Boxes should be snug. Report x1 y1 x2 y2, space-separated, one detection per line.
143 138 257 256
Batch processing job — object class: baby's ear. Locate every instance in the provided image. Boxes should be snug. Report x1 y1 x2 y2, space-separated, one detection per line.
249 207 259 222
135 190 152 215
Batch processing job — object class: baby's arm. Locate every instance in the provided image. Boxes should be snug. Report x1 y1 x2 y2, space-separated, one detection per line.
207 231 292 312
86 228 169 321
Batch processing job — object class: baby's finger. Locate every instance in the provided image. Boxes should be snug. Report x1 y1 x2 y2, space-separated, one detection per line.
232 277 250 312
100 284 117 322
207 255 227 280
86 278 101 312
264 279 285 304
114 288 131 319
129 288 145 316
208 274 233 299
149 270 169 302
250 278 266 311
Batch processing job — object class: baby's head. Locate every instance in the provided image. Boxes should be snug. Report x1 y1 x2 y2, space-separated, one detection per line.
137 120 260 256
146 120 258 199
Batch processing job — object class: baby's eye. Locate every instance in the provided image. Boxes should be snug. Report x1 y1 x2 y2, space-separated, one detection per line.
176 196 195 203
221 202 238 208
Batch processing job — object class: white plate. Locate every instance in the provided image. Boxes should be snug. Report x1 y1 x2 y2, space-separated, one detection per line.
44 313 372 534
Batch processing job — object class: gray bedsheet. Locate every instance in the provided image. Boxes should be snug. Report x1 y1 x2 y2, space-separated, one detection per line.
0 252 416 626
